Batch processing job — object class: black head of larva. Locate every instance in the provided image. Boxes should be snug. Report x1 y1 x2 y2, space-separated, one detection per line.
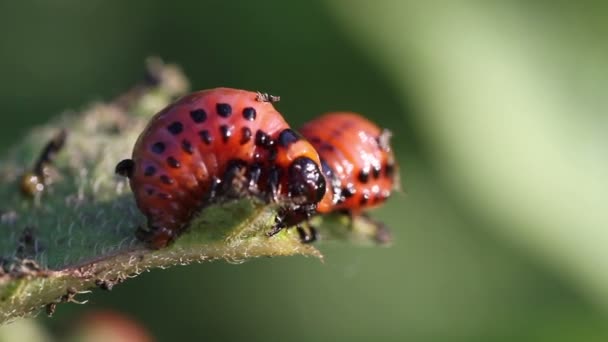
288 157 326 204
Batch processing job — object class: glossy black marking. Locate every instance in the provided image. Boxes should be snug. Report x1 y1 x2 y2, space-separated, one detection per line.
151 142 165 154
242 107 256 121
372 164 381 179
341 184 356 198
240 127 252 145
182 140 194 154
255 130 272 148
167 121 183 135
288 157 326 203
199 130 213 145
160 175 174 185
167 156 181 169
144 165 157 177
190 109 207 123
115 159 134 178
220 125 233 143
277 128 300 147
358 168 370 183
216 103 232 117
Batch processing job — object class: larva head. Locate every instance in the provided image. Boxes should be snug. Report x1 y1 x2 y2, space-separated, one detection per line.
273 128 326 206
287 156 326 205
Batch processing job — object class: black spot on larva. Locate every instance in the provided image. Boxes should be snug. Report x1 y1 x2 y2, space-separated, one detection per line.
145 188 155 195
144 165 156 177
360 192 370 205
182 140 194 154
167 157 181 169
160 175 174 185
240 127 252 145
115 159 134 177
190 109 207 123
151 142 165 154
216 103 232 117
255 130 272 148
220 125 234 143
277 129 300 147
372 164 381 179
242 107 256 121
309 136 321 144
199 130 213 145
167 121 183 135
385 163 395 178
341 184 356 198
319 144 334 152
358 168 370 183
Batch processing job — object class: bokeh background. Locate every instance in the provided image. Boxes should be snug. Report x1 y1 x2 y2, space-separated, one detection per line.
1 1 607 341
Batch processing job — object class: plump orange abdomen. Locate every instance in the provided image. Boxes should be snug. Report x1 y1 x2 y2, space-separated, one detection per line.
117 88 326 247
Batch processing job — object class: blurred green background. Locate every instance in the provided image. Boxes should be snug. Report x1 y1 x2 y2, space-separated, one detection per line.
1 1 607 341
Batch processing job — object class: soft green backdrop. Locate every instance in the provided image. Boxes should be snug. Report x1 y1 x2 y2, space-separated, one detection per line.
1 1 606 341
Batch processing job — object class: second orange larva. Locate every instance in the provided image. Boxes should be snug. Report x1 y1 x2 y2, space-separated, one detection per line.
300 112 398 215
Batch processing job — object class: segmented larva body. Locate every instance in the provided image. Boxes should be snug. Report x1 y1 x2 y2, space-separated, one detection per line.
116 88 326 248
